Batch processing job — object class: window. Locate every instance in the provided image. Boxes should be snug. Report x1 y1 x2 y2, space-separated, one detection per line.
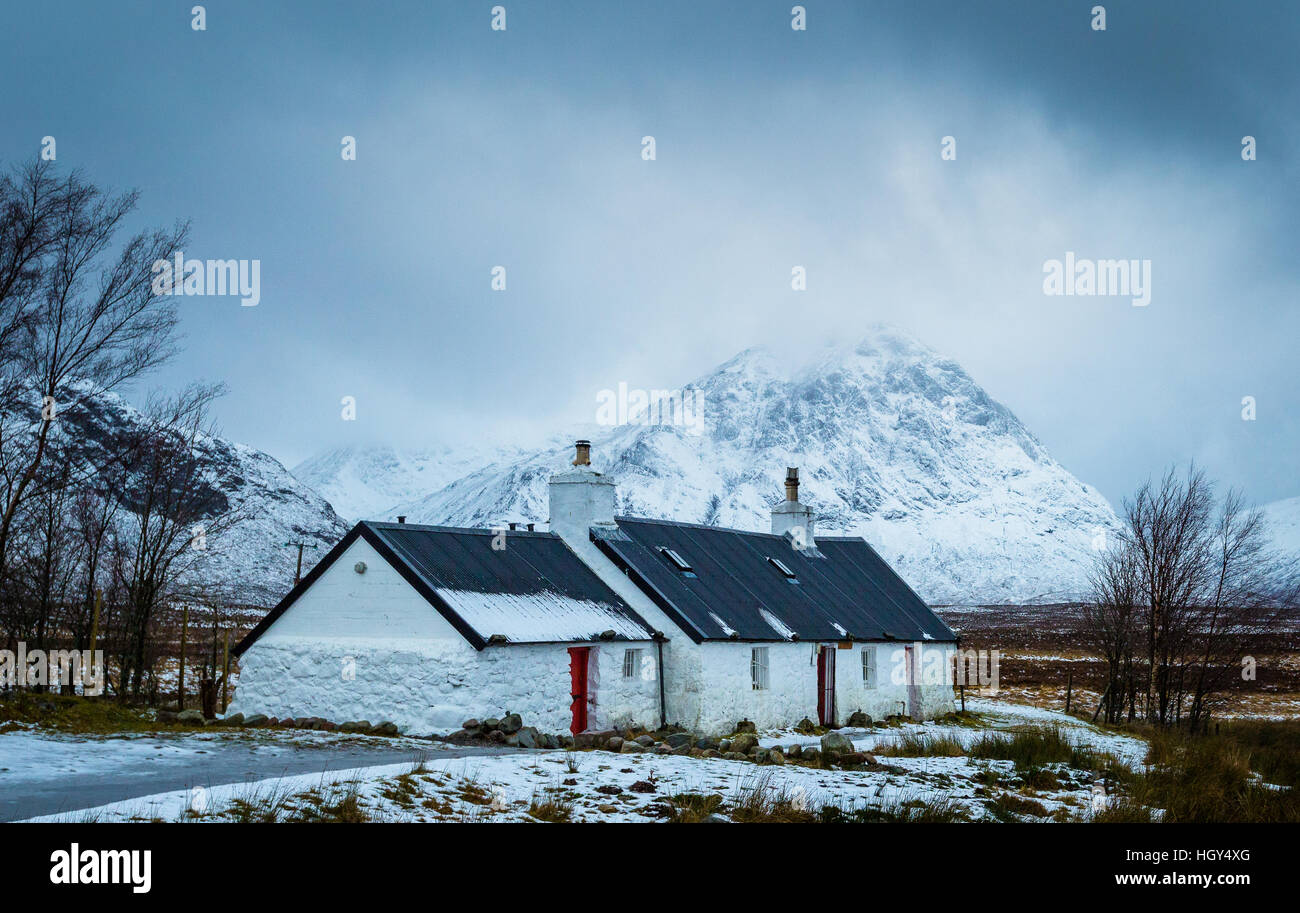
659 547 696 577
862 646 877 689
751 647 770 690
622 648 643 678
766 556 799 583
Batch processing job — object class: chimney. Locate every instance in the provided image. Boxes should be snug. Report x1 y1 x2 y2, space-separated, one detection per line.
771 466 815 547
549 439 616 546
397 515 406 524
573 439 591 466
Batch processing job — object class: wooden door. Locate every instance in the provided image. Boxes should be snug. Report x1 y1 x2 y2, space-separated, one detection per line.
568 647 589 734
816 645 836 726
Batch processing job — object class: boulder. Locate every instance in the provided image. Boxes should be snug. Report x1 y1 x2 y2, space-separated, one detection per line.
730 733 759 755
606 736 624 752
768 749 785 766
722 752 748 762
846 711 872 728
488 729 507 743
794 717 818 734
483 717 501 731
665 732 694 749
820 731 855 755
373 721 400 736
718 739 732 753
499 713 523 734
786 744 803 759
574 730 615 749
803 748 822 764
734 719 757 734
176 709 206 726
654 744 673 755
620 740 645 753
694 737 719 751
752 748 770 763
516 727 539 749
672 744 693 756
558 734 575 748
156 710 177 724
541 733 560 749
702 749 722 759
462 718 482 733
242 713 269 728
222 712 245 726
634 734 656 747
841 752 867 765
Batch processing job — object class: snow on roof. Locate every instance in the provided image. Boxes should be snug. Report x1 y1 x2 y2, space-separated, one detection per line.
759 608 796 641
434 588 652 644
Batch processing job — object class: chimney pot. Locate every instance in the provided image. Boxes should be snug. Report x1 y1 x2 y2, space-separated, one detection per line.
784 467 799 502
397 515 407 524
573 439 592 466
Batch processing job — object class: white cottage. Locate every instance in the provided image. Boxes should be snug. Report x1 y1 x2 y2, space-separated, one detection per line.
232 442 958 735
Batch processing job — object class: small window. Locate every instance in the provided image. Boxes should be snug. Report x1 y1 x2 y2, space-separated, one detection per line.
862 646 877 689
659 547 696 577
767 556 798 582
751 647 770 690
623 648 643 678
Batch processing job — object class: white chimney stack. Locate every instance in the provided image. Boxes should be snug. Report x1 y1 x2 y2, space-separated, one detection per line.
771 466 815 547
549 439 616 545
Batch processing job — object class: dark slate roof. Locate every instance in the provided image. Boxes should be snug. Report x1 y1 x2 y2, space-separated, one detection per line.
591 517 956 645
235 521 656 655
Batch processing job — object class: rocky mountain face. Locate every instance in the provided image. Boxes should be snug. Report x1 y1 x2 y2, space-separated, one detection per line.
299 327 1126 604
43 388 348 606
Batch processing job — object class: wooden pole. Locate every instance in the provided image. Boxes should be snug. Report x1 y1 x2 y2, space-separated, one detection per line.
87 588 102 664
178 606 188 711
1064 671 1073 714
221 629 230 713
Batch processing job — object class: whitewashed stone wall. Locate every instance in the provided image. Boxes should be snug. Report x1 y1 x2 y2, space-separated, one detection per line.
230 538 658 734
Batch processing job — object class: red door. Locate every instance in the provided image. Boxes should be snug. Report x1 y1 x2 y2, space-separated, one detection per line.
816 646 836 726
568 647 589 734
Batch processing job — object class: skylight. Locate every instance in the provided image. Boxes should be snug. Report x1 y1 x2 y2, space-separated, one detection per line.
659 547 695 575
767 556 798 581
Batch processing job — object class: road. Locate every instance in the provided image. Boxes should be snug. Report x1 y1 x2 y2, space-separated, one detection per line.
0 729 515 821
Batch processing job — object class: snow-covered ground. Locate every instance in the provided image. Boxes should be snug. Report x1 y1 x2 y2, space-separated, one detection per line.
19 699 1148 823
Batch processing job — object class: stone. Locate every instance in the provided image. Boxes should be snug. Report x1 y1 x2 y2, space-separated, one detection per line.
574 729 614 749
483 717 501 731
462 718 481 732
516 727 539 749
803 748 822 763
753 748 770 763
628 780 657 793
841 752 867 765
795 717 817 734
654 744 673 755
541 733 560 749
786 744 802 758
222 712 244 726
558 734 575 748
156 710 177 724
488 729 507 743
176 709 206 726
373 721 399 736
665 732 694 749
768 749 785 766
672 744 693 756
730 733 759 755
734 719 757 734
702 749 722 759
722 752 748 762
694 737 719 751
606 736 624 752
820 732 855 755
846 711 872 728
620 740 645 753
444 728 472 743
242 713 268 728
499 713 523 734
718 739 731 753
635 734 655 747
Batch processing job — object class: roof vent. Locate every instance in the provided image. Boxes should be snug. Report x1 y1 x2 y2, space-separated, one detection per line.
526 522 535 531
767 556 799 582
397 515 406 524
573 439 592 466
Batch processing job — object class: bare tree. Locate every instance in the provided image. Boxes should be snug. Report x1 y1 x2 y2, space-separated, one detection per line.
0 159 187 588
1084 465 1291 730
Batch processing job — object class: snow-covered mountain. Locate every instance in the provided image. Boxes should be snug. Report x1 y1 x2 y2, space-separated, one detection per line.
1261 496 1300 597
52 389 348 606
377 327 1122 604
291 443 532 523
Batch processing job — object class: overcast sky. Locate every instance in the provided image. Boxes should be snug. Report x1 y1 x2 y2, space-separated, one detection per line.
3 1 1297 507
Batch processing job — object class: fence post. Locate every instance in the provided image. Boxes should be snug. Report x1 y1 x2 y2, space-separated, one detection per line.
178 606 188 711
